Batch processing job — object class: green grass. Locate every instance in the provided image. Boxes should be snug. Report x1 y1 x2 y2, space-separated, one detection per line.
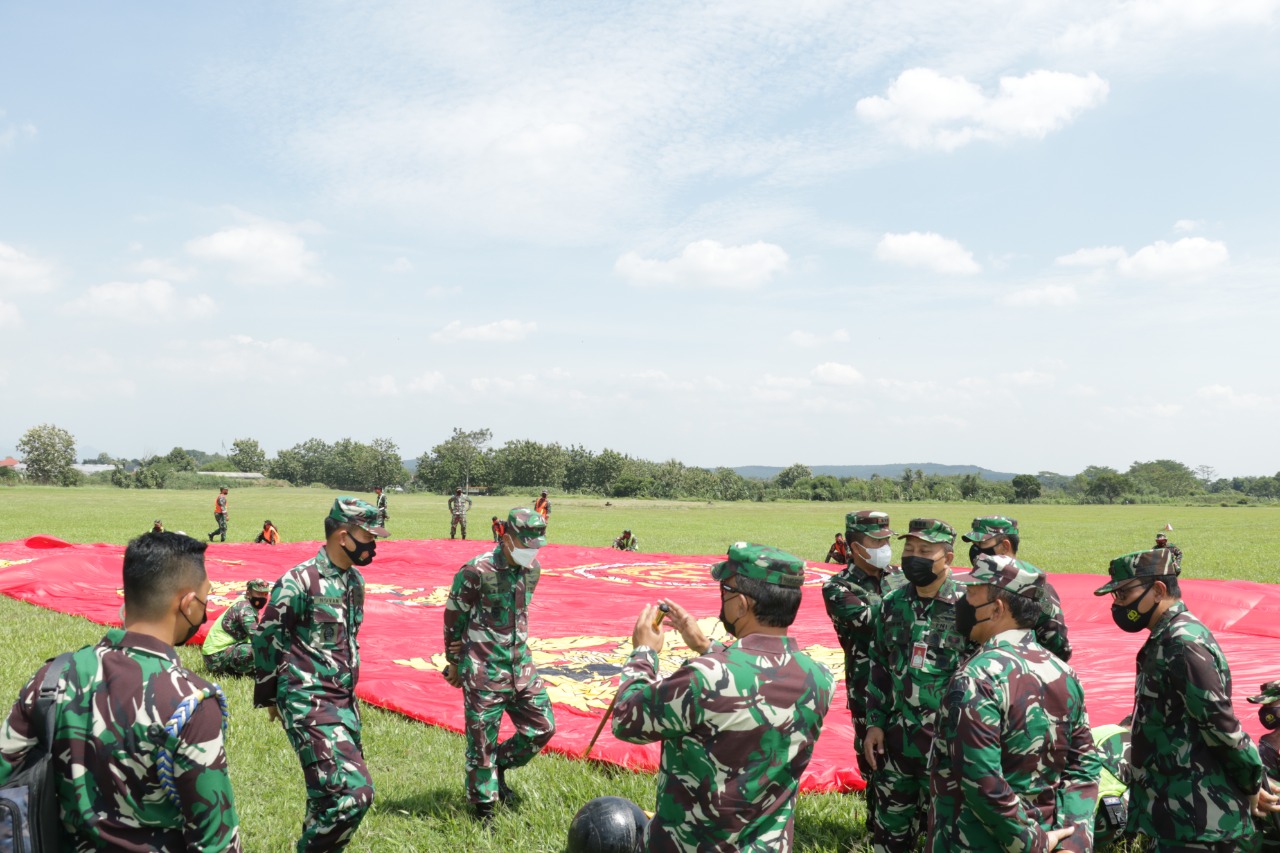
0 486 1271 850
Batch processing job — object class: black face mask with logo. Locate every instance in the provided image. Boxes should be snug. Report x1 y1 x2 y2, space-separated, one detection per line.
1110 582 1157 633
1260 706 1280 731
342 538 377 567
249 597 268 610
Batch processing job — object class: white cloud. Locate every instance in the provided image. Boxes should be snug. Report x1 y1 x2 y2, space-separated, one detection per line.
1057 0 1280 54
811 362 864 386
162 335 335 380
788 329 849 348
0 242 57 294
875 231 980 275
0 300 19 329
1055 246 1127 267
68 279 216 322
385 257 413 274
615 240 789 289
367 375 400 397
856 68 1108 151
1197 384 1272 409
1001 284 1078 307
186 220 323 285
1117 237 1229 278
407 371 447 393
1067 384 1098 397
431 319 535 343
0 110 37 152
134 257 195 281
1000 369 1054 386
1173 219 1204 233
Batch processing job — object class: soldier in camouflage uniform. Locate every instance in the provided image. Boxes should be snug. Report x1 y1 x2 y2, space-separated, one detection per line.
1095 548 1278 851
448 487 473 539
612 542 834 851
821 509 904 825
1154 531 1183 570
865 518 971 853
0 531 242 851
209 485 229 542
443 507 557 822
253 498 387 852
929 555 1100 852
374 486 388 530
203 578 271 675
961 516 1073 662
1248 682 1280 852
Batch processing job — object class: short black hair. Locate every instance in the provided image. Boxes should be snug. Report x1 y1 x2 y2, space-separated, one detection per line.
122 532 208 620
733 574 802 628
1005 533 1020 554
990 586 1042 629
1157 575 1181 598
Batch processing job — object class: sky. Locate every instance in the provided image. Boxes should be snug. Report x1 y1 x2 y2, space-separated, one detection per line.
1 1 1278 477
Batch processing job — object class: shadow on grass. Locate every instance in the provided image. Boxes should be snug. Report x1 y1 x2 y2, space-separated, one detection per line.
378 786 473 821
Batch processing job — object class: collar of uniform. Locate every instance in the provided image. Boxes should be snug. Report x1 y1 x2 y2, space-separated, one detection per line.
105 627 181 665
1147 598 1188 638
731 633 795 654
314 546 341 577
909 573 959 602
988 628 1033 647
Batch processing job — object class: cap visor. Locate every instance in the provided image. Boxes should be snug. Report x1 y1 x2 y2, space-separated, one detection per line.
361 523 389 539
1092 579 1122 596
710 561 732 581
860 530 894 539
951 571 983 586
518 535 547 548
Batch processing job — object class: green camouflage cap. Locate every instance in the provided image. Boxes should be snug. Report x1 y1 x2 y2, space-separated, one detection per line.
1248 680 1280 705
846 510 893 540
711 541 806 589
898 517 956 546
329 496 389 538
247 578 270 593
1092 548 1179 595
955 555 1044 600
962 516 1019 543
506 507 547 547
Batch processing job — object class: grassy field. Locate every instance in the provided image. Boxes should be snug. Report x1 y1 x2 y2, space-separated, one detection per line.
0 486 1268 851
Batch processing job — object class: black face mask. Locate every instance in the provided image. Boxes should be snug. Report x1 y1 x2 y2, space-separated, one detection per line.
342 537 377 567
902 555 940 587
955 597 996 639
968 544 998 567
1110 582 1157 633
249 597 268 610
1260 706 1280 731
178 597 207 646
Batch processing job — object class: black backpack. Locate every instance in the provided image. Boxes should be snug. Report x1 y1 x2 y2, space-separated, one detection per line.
0 652 73 853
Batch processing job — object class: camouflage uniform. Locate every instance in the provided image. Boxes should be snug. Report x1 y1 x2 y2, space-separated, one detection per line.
1155 536 1183 570
209 489 228 542
821 510 903 819
444 507 556 806
204 581 269 675
613 532 639 551
449 491 473 539
1248 682 1280 852
375 490 388 529
253 498 386 852
866 518 971 852
612 543 834 852
0 628 242 851
962 516 1073 662
929 557 1100 852
1095 550 1264 850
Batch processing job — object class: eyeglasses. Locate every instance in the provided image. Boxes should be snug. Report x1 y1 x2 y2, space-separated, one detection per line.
1110 581 1151 602
719 582 739 598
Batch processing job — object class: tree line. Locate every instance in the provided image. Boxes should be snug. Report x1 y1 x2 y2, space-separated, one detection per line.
8 423 1278 505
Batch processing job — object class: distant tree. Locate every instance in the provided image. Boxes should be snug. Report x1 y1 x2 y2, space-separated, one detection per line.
958 473 982 499
775 463 812 490
162 447 198 472
1011 474 1042 503
415 428 492 493
1081 465 1119 480
589 449 628 494
562 444 595 492
1194 464 1217 487
229 438 268 474
17 424 77 485
1087 472 1129 504
1127 459 1199 497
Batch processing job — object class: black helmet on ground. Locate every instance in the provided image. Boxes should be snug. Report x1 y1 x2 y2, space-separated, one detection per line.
565 796 647 853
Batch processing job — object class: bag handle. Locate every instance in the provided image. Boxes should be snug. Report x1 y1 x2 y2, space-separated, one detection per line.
31 652 74 753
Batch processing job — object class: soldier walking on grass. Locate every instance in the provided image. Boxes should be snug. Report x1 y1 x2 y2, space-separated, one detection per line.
612 542 833 851
374 486 389 530
203 578 270 675
209 485 229 542
443 507 556 824
0 531 242 850
253 498 386 852
929 555 1100 852
1095 547 1278 851
448 487 472 539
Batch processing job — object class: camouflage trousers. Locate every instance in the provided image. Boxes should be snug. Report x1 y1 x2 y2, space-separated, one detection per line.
451 514 468 539
1146 842 1239 853
871 722 931 853
210 513 227 542
463 681 556 804
203 643 254 675
850 712 877 829
282 713 374 852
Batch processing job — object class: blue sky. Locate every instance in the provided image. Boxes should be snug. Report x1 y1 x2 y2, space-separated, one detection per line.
1 1 1277 476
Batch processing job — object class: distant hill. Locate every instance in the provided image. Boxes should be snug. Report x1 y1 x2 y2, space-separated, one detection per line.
733 463 1018 482
402 457 418 474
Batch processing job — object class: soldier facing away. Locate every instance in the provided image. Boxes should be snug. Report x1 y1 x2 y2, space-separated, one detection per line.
1094 547 1278 850
443 507 557 823
0 531 242 851
208 485 229 542
203 578 271 676
612 542 834 852
448 487 473 539
928 555 1099 852
253 498 386 852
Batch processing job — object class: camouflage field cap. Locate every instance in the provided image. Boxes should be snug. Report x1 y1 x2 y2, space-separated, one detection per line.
247 578 270 593
711 542 806 589
506 507 547 547
1093 548 1178 595
329 497 389 538
1248 680 1280 705
955 554 1045 600
898 518 956 546
846 510 893 540
962 516 1019 544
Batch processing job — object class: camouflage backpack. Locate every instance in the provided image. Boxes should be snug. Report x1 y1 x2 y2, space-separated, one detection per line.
0 652 73 853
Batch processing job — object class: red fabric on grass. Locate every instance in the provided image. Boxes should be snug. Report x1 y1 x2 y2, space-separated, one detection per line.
1 537 1278 794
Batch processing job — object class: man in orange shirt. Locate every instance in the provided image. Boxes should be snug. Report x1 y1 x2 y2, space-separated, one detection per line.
255 520 280 545
208 486 229 543
534 491 550 521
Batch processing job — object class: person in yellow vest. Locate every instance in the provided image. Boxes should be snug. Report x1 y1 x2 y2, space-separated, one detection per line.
203 578 270 675
255 519 280 545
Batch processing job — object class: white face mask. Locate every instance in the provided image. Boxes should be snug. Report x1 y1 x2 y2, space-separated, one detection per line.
862 542 893 570
509 546 540 568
